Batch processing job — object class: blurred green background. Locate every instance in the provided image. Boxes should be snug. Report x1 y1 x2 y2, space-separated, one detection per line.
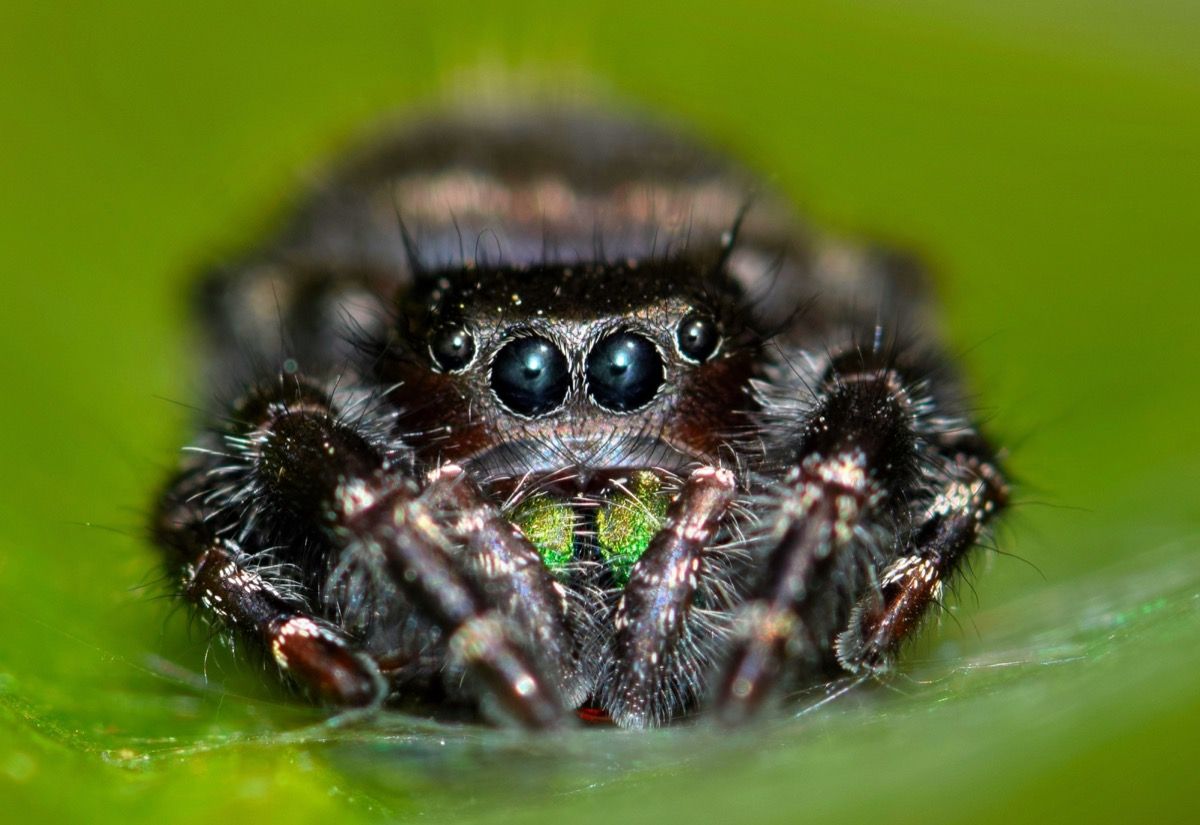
2 1 1198 822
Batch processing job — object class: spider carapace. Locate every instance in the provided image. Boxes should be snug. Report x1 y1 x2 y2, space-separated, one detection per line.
153 108 1008 729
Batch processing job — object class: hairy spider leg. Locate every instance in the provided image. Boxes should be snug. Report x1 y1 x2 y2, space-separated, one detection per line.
600 466 737 728
713 353 924 724
155 475 387 707
422 463 588 707
170 375 577 729
835 435 1008 673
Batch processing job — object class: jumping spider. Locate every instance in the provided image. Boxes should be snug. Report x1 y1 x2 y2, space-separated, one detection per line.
153 107 1008 729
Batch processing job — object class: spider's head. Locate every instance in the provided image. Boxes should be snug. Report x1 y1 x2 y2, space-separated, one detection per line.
382 259 759 485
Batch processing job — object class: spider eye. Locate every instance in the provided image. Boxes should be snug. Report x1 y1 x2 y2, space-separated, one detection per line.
676 313 720 363
586 332 664 413
491 336 571 417
429 324 476 372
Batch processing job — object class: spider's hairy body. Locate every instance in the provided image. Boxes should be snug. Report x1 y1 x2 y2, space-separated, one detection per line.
154 108 1008 729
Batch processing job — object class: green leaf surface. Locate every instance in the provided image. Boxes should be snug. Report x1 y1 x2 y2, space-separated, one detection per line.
2 2 1198 822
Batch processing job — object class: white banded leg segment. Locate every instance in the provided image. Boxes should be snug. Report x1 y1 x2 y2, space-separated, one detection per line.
836 454 1009 673
448 612 567 726
185 541 385 707
714 366 921 725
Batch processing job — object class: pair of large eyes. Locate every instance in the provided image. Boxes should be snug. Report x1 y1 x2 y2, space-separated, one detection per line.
488 332 667 417
428 314 721 417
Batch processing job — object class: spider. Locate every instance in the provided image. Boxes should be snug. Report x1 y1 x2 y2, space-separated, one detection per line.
152 107 1008 730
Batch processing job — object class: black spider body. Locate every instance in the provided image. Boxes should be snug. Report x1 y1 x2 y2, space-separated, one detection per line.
154 108 1008 729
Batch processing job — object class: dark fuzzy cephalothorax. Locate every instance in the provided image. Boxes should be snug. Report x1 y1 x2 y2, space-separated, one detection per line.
153 107 1008 729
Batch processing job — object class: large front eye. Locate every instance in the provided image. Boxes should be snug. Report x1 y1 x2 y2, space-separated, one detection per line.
586 332 664 412
491 336 571 417
429 323 476 372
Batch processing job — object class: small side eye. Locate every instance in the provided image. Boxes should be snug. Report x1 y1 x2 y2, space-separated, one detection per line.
428 324 476 372
676 313 720 363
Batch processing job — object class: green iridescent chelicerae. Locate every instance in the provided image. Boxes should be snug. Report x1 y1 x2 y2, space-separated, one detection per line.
596 471 669 585
511 493 576 574
511 472 670 585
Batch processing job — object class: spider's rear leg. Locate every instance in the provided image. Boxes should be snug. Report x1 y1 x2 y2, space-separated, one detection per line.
230 376 573 728
713 359 922 725
154 484 386 707
835 436 1008 673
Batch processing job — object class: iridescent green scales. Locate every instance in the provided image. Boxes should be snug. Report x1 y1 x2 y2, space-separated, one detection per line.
595 471 669 586
512 494 575 575
511 472 670 585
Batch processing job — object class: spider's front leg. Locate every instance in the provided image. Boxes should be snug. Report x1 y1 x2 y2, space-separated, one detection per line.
421 463 588 708
713 354 923 724
835 433 1008 673
160 376 577 729
600 466 738 729
155 480 387 707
